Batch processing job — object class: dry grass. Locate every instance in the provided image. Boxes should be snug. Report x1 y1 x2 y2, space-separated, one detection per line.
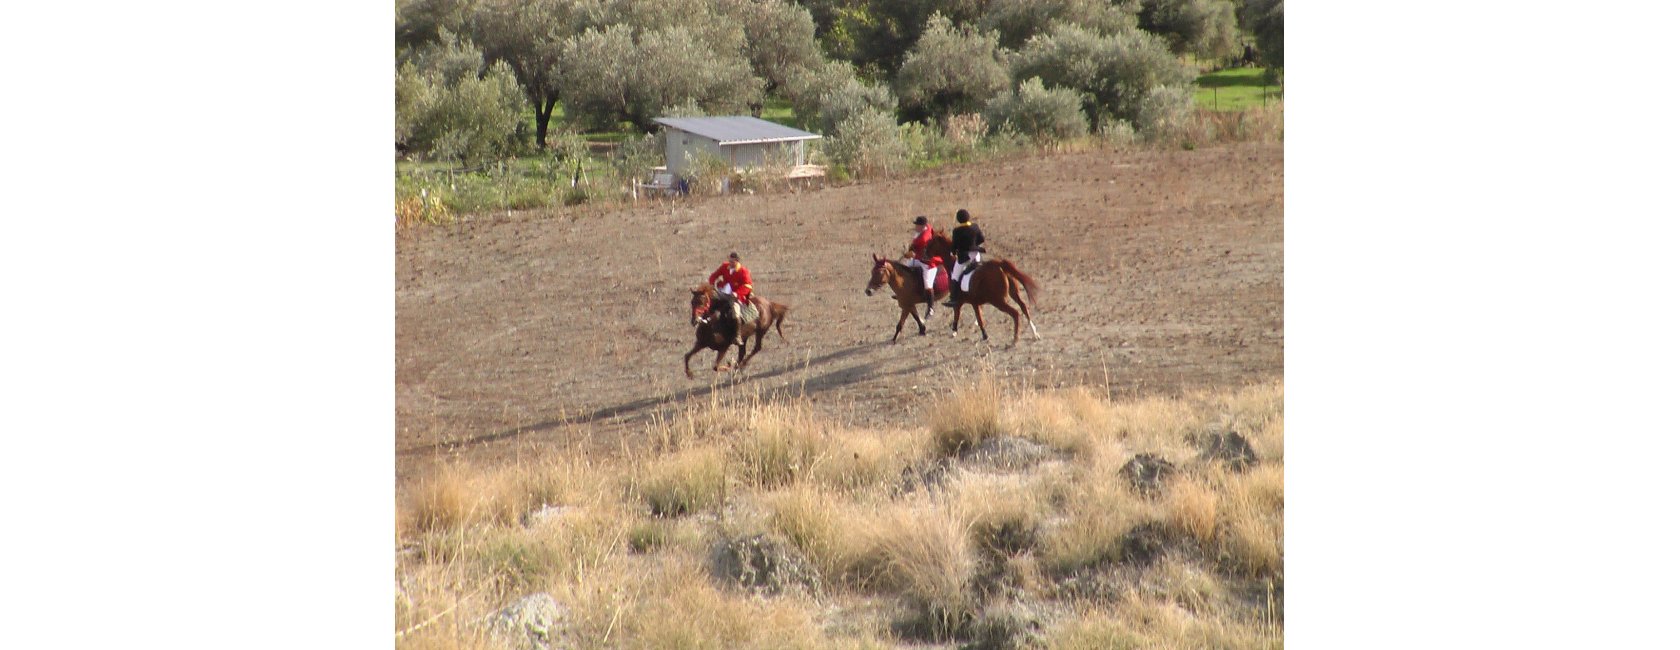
633 447 728 517
928 372 1004 455
396 382 1283 650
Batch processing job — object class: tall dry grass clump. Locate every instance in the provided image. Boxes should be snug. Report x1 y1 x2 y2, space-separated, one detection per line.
633 447 728 517
733 401 826 489
949 470 1051 557
1003 387 1115 456
928 372 1004 455
848 501 976 632
811 427 923 494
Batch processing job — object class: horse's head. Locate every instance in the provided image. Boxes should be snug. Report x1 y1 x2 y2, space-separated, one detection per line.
865 254 894 296
690 284 714 325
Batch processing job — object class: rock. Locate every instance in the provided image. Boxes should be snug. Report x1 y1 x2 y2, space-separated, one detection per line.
487 592 569 650
520 505 578 529
709 534 822 597
1119 521 1173 566
961 436 1055 471
962 601 1047 650
1198 430 1257 472
1118 454 1176 497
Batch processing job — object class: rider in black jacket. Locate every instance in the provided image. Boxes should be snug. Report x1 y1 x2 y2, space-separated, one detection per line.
943 208 984 306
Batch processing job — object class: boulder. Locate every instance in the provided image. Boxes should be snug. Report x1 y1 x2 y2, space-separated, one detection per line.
709 534 822 597
1198 431 1257 472
1118 454 1176 497
487 592 570 650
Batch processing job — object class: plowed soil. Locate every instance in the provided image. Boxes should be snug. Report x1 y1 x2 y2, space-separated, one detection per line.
396 142 1282 485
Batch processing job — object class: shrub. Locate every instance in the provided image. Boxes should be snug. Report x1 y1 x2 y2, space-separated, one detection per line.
395 33 527 165
1136 83 1198 143
983 77 1090 143
827 109 908 179
895 14 1012 121
928 373 1004 455
784 59 897 136
1011 23 1196 129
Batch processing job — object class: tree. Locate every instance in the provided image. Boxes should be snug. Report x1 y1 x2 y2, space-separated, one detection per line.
1010 23 1195 128
1136 0 1240 60
783 59 897 135
469 0 586 148
718 0 826 94
397 0 481 51
895 14 1010 122
976 0 1137 49
1238 0 1283 70
983 77 1089 142
558 23 764 131
396 33 527 164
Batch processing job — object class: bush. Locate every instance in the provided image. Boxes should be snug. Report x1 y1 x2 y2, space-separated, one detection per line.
1136 84 1197 143
1011 23 1196 129
983 77 1090 143
827 109 908 179
896 14 1012 121
395 33 527 165
784 59 897 136
979 0 1137 49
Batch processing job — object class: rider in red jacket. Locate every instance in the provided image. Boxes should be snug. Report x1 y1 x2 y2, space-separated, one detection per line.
905 215 942 317
706 252 754 344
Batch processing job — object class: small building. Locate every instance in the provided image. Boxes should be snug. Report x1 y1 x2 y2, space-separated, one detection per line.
652 116 822 179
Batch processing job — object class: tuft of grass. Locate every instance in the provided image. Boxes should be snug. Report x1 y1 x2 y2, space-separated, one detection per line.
764 483 846 577
1041 462 1159 573
733 402 825 489
928 373 1004 455
812 428 916 494
850 502 977 635
1165 472 1223 547
949 470 1048 558
634 448 728 517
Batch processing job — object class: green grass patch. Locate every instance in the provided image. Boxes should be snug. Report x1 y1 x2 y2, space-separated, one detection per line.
759 97 798 128
1195 68 1281 112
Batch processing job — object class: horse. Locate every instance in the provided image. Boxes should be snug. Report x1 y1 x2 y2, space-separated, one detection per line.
865 253 950 342
683 284 790 379
944 257 1041 345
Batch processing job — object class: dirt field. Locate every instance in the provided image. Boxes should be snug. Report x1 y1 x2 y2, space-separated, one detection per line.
396 142 1282 486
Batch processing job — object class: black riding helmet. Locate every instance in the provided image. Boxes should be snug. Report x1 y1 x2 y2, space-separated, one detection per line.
956 209 971 224
913 215 928 226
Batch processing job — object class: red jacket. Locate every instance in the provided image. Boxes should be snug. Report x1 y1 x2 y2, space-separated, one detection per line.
909 228 942 265
708 263 753 302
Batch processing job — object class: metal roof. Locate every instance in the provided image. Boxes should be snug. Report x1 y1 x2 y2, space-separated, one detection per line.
652 116 821 145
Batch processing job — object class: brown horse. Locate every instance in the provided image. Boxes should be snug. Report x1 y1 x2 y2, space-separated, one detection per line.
865 254 950 341
944 257 1041 344
683 284 790 378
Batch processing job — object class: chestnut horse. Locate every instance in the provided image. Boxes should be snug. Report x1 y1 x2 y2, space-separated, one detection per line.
864 254 953 341
943 257 1041 344
683 284 790 378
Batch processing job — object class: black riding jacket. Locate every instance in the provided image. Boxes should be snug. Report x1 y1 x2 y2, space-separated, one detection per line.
951 223 985 262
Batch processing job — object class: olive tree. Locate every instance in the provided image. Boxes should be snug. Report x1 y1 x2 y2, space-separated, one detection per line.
1136 0 1241 60
396 33 527 164
558 23 763 130
783 59 897 135
469 0 590 148
1239 0 1284 70
895 13 1010 122
1010 23 1195 128
977 0 1137 49
982 77 1089 142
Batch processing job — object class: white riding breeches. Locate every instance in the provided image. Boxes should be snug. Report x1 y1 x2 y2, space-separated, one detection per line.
906 259 937 291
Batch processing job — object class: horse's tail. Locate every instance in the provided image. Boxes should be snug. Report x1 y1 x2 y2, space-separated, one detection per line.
770 303 790 341
995 258 1040 307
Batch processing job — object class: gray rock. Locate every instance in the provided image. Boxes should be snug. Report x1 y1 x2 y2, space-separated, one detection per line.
961 436 1056 471
709 534 823 597
487 592 569 650
1119 454 1177 497
1196 430 1257 472
962 601 1047 650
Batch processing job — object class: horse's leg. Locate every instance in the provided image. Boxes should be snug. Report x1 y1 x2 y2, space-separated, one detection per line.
973 303 988 341
951 297 963 334
1007 279 1040 340
893 308 909 342
742 329 766 368
684 343 704 379
912 305 927 336
713 347 730 372
992 296 1022 345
